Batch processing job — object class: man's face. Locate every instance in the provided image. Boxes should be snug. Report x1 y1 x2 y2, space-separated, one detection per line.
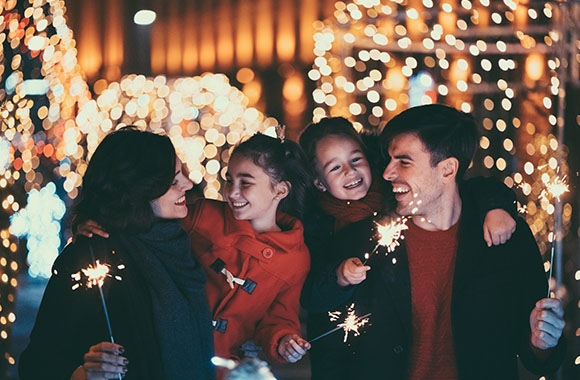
382 133 444 219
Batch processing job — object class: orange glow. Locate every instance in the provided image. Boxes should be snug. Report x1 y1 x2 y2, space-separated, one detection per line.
385 68 406 92
243 81 262 106
283 74 304 102
439 11 456 34
103 0 123 80
183 3 198 72
217 0 234 69
77 0 102 78
167 2 183 75
150 17 166 74
256 0 273 66
277 1 295 62
514 4 528 28
235 0 253 66
450 58 470 83
526 53 544 81
199 4 216 70
300 0 317 62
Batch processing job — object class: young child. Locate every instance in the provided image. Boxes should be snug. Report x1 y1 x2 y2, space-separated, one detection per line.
298 117 518 380
182 133 312 366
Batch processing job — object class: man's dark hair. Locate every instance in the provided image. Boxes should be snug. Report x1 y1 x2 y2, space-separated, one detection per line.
73 126 176 234
380 104 479 181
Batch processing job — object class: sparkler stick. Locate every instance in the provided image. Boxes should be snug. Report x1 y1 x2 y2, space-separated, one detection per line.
71 245 124 380
542 175 569 298
308 304 371 344
362 217 408 265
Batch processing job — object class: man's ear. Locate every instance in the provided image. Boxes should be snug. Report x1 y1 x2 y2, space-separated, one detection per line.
440 157 459 183
314 178 327 192
274 181 291 200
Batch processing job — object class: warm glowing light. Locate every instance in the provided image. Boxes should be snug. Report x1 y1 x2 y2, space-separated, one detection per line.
134 10 156 25
328 303 371 343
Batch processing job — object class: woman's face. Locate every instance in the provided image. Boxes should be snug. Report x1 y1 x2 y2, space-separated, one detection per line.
314 134 372 201
151 158 193 219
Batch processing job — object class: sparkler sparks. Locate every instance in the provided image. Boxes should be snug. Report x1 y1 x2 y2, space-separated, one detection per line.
71 260 124 290
540 175 570 202
375 218 409 253
309 303 371 344
329 303 371 343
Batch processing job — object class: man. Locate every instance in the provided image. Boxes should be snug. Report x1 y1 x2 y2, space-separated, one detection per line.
328 104 565 379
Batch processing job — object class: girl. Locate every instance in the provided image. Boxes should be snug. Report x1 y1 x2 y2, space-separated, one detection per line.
182 133 312 365
77 133 312 370
20 127 214 380
298 117 518 379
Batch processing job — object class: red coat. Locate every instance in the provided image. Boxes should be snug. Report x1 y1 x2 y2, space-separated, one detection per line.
183 199 310 362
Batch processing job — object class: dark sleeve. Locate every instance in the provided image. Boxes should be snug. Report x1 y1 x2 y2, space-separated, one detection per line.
513 218 566 374
461 176 518 223
300 214 365 313
19 245 107 380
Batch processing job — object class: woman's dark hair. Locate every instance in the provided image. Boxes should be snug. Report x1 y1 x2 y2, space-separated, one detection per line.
232 133 310 219
298 117 367 180
73 126 177 234
380 104 479 182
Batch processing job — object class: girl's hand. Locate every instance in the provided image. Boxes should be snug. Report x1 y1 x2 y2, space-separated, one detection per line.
80 342 127 379
277 334 310 363
483 209 516 247
76 220 109 239
336 257 370 287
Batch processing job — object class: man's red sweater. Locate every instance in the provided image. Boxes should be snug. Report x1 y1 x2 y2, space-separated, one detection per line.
405 220 460 380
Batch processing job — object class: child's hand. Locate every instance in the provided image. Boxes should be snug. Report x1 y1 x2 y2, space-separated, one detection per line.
483 209 516 247
76 220 109 239
277 334 310 363
336 257 370 287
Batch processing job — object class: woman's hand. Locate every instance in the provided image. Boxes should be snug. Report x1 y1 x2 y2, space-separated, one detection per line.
277 334 310 363
483 209 516 247
76 220 109 239
75 342 127 379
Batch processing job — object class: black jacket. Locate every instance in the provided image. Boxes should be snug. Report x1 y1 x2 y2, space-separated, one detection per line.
306 190 565 380
301 177 520 379
19 235 212 380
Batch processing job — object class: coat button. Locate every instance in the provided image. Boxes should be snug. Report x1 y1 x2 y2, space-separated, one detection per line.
262 247 273 259
393 345 403 354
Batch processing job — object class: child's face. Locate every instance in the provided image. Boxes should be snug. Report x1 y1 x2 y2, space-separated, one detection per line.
314 135 372 201
225 154 286 230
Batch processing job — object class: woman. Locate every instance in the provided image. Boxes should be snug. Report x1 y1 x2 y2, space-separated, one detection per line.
19 127 215 380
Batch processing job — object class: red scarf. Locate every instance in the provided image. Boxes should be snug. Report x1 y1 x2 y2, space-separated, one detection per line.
317 175 384 232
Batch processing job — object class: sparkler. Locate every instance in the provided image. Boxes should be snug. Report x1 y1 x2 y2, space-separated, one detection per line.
539 175 570 298
71 246 124 380
309 303 371 344
362 217 408 264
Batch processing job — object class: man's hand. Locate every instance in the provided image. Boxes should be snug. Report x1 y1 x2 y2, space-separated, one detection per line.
336 257 370 287
76 220 109 239
483 209 516 247
277 334 310 363
530 298 565 350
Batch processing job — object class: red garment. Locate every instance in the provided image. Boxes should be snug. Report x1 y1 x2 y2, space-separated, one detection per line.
405 221 460 380
317 175 384 232
182 199 310 363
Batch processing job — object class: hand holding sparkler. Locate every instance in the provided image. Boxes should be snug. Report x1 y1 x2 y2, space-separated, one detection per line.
75 342 128 380
277 334 310 363
529 298 565 350
336 258 370 287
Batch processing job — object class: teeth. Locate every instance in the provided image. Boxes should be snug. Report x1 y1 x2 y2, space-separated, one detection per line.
174 196 185 204
393 187 409 194
232 202 248 207
344 178 362 188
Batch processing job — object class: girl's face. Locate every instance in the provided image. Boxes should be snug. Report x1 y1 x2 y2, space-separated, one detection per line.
314 135 372 201
225 154 288 232
151 158 193 219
